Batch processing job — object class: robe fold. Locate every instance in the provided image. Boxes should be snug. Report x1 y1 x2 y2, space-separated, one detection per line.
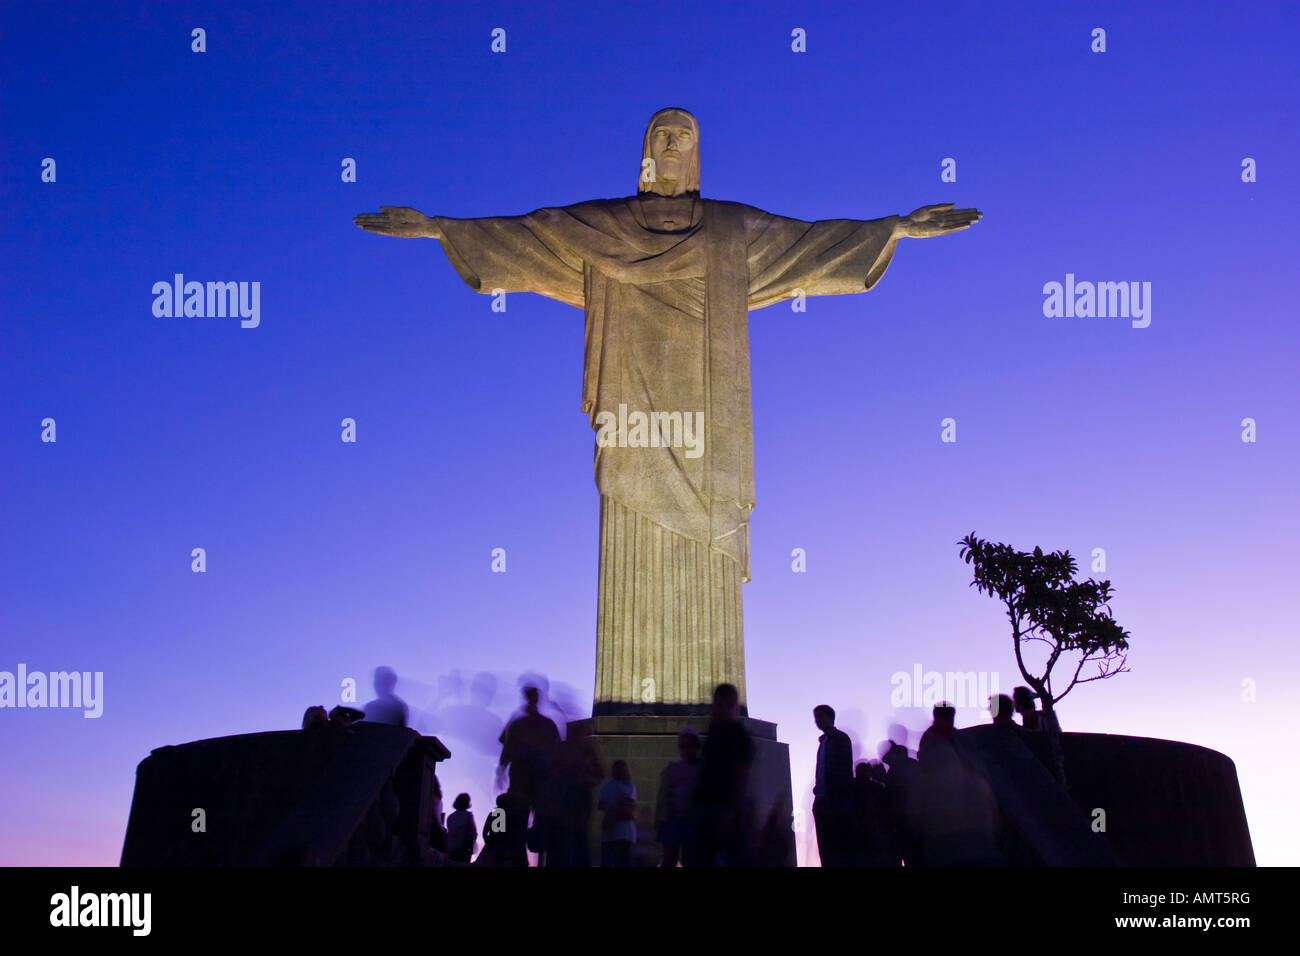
433 197 898 712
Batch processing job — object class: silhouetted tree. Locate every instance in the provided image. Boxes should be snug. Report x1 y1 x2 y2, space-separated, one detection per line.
958 533 1131 781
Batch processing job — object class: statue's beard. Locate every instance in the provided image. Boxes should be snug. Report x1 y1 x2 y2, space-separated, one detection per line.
659 156 685 178
649 164 692 196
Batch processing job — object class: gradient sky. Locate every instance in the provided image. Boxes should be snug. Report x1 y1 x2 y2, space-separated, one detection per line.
2 0 1297 866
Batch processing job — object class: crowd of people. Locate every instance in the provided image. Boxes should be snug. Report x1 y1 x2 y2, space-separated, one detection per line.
809 693 1054 867
432 682 775 866
301 667 1061 866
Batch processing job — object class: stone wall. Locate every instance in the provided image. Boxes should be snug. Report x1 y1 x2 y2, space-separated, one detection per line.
120 723 450 866
1062 732 1254 866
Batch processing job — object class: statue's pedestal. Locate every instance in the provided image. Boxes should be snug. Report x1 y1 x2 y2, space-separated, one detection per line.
567 714 796 866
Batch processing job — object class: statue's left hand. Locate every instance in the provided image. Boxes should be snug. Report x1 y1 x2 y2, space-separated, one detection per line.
898 203 982 238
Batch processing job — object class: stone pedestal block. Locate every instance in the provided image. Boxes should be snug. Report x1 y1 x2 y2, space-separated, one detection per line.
567 714 795 866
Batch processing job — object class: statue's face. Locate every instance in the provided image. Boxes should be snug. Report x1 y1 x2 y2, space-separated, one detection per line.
648 113 696 194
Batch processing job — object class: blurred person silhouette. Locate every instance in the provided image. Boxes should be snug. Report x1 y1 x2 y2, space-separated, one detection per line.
512 672 570 732
476 793 518 866
425 670 506 757
1014 685 1066 781
911 704 1003 865
598 760 638 867
363 665 409 727
497 684 560 864
543 720 604 866
693 683 757 867
446 792 477 864
655 727 702 867
990 694 1016 728
328 705 364 729
301 705 328 730
812 704 855 866
1012 686 1041 731
881 740 921 866
918 702 957 765
1007 686 1058 776
853 760 893 865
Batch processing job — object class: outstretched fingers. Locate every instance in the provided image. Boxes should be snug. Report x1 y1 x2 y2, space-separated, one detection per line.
942 208 982 227
353 212 395 231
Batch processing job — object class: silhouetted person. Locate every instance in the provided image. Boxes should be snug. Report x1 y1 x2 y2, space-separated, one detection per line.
1013 686 1040 731
302 705 328 730
918 702 957 766
655 727 701 867
328 705 364 729
693 683 756 867
497 684 560 864
990 694 1016 728
811 704 855 866
1008 686 1060 777
477 793 516 866
447 793 477 864
542 720 603 866
1012 685 1066 780
425 669 505 758
853 760 892 865
909 704 1004 865
362 665 409 727
882 741 921 866
598 760 637 867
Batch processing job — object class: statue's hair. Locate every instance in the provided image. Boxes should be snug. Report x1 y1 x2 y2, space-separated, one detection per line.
639 107 700 194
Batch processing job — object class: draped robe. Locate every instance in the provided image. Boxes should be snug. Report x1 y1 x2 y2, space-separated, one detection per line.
433 196 899 714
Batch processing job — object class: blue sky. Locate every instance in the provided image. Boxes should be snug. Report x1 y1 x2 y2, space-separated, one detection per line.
1 0 1297 865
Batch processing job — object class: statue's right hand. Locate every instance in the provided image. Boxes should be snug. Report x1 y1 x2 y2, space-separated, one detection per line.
352 206 439 239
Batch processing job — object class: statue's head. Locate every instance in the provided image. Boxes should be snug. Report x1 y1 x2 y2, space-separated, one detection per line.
639 107 699 197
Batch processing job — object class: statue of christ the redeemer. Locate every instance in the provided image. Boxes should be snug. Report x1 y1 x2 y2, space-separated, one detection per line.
355 107 980 717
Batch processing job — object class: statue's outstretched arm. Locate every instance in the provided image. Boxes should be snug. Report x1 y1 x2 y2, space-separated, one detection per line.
353 206 443 240
356 205 584 306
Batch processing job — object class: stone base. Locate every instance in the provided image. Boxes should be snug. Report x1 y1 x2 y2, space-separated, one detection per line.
567 714 795 866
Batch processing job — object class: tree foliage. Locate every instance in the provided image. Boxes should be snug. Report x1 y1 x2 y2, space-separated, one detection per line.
958 532 1131 711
